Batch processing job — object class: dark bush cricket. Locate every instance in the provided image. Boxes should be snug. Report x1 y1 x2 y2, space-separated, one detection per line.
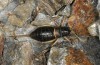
30 26 71 42
9 26 71 42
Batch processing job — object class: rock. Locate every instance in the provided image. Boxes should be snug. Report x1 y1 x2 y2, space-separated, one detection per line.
0 0 19 23
8 0 36 27
97 0 100 16
82 37 100 65
88 22 98 36
88 20 100 40
65 47 93 65
62 0 74 5
47 47 67 65
37 0 73 16
0 30 4 56
3 41 33 65
31 13 52 26
55 5 71 17
8 14 24 27
0 0 12 11
0 0 100 65
12 42 33 65
0 30 4 64
68 0 97 36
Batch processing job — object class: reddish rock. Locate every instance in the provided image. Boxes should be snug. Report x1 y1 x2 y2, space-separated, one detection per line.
68 0 97 36
65 47 93 65
0 32 4 56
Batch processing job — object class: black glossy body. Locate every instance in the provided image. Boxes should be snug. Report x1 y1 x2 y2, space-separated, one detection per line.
29 26 71 42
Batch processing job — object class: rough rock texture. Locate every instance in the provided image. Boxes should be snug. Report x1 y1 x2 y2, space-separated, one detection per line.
8 0 36 27
4 42 33 65
0 30 4 64
48 47 67 65
68 0 97 36
0 0 12 11
0 31 4 56
66 47 93 65
0 0 100 65
97 0 100 16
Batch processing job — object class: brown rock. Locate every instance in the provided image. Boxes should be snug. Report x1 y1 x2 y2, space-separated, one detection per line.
65 47 93 65
68 0 97 36
12 42 33 65
0 31 4 56
8 0 35 27
0 0 12 11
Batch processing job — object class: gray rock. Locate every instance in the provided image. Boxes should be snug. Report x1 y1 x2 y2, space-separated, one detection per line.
47 47 67 65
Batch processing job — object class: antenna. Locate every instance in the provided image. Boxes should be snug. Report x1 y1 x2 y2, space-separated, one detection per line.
8 34 29 37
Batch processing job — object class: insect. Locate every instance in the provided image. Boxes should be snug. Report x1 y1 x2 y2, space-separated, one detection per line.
9 26 71 42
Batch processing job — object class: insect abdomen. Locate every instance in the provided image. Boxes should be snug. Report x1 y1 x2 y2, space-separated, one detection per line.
30 26 70 42
59 27 70 37
30 26 55 42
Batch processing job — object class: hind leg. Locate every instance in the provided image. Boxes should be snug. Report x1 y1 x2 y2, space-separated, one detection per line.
70 30 88 43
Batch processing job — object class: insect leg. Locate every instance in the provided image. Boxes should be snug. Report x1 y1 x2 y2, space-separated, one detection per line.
51 39 58 47
60 16 68 26
71 30 87 43
51 28 58 46
64 37 72 43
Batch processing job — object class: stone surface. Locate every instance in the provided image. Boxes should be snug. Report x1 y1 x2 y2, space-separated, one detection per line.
66 47 93 65
0 30 4 64
82 37 100 65
31 13 52 26
0 0 12 11
88 19 100 40
47 37 100 65
0 31 4 56
8 0 36 27
68 0 97 36
0 0 19 23
12 42 33 65
47 47 67 65
0 0 100 65
56 5 71 17
97 0 100 16
3 41 33 65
